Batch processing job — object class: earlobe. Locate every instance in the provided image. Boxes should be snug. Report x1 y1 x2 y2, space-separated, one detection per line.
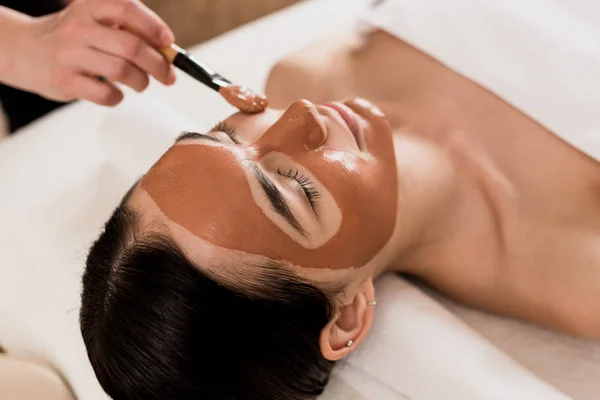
319 322 352 361
319 279 376 361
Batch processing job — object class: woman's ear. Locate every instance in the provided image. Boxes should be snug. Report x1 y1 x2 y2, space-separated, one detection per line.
319 278 376 361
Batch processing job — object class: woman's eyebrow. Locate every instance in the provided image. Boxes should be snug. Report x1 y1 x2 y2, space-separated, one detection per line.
175 131 222 143
251 165 307 238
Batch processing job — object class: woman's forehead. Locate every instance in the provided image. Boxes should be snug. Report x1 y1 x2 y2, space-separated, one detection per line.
141 144 251 214
128 189 363 298
144 145 278 242
127 188 281 290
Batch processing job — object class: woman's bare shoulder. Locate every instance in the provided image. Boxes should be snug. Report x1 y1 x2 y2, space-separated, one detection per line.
265 31 364 108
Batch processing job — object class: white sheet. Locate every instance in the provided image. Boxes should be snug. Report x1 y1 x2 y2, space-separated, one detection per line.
363 0 600 163
0 0 596 399
325 276 570 400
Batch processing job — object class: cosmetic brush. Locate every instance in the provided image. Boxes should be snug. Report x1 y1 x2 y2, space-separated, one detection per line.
160 44 268 114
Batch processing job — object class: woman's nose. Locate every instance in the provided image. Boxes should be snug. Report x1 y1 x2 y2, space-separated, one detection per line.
257 100 327 152
294 100 328 149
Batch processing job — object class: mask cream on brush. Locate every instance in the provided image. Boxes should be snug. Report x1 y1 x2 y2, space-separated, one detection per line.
160 44 268 114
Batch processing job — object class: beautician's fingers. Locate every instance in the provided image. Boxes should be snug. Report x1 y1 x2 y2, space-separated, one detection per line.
87 0 174 48
66 75 124 106
77 48 150 93
87 26 175 85
7 0 175 103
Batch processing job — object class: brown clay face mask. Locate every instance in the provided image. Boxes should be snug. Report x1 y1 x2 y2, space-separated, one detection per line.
219 85 269 114
141 99 398 269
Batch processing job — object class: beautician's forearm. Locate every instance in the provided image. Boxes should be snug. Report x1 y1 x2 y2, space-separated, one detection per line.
0 6 34 88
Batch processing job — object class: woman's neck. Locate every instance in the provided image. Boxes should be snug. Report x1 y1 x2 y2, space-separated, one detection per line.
375 132 510 277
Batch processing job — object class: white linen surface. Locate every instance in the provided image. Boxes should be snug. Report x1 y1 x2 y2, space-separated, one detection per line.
364 0 600 164
0 0 596 399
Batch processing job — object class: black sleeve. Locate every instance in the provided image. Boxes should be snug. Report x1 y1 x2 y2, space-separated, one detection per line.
1 0 64 17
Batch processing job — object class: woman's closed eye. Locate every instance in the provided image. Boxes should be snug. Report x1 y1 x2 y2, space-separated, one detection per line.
175 121 240 145
277 168 321 212
212 121 240 144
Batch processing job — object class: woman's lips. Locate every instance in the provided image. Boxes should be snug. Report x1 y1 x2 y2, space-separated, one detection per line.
324 102 365 150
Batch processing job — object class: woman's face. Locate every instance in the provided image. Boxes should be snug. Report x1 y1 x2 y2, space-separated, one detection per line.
139 98 398 270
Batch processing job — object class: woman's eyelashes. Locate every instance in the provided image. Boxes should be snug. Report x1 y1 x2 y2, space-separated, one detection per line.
277 168 321 211
212 121 240 144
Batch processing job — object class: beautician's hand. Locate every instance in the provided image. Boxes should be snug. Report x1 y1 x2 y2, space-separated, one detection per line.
1 0 176 106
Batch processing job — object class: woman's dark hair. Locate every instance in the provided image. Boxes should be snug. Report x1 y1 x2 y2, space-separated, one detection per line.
80 197 337 400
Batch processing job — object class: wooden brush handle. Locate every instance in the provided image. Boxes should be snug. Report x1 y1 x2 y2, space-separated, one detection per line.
159 44 185 64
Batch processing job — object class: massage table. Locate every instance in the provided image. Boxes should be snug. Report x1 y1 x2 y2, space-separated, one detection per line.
0 0 597 399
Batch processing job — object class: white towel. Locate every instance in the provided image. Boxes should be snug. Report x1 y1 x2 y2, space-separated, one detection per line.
363 0 600 163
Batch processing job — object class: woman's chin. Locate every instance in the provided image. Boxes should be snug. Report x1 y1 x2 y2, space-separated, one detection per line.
342 98 393 146
342 98 390 128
